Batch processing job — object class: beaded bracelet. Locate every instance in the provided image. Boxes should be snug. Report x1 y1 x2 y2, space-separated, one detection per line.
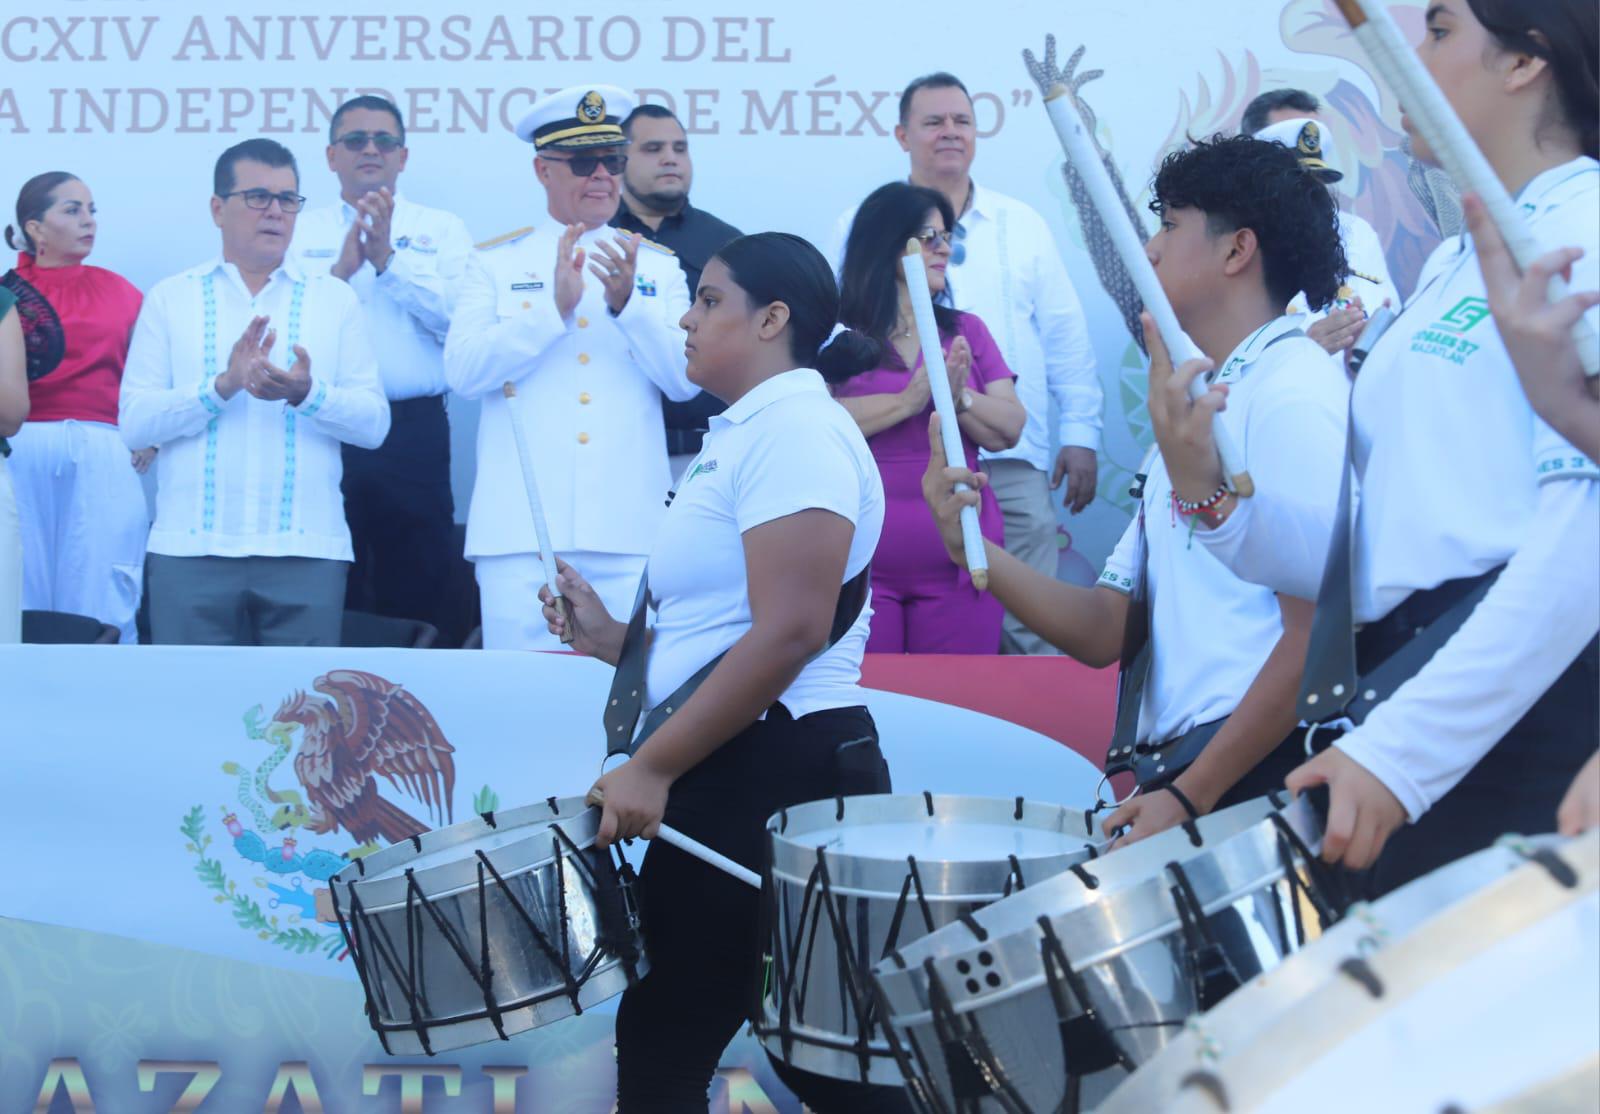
1172 483 1230 516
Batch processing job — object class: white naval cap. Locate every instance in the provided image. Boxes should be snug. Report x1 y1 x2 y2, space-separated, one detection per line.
1254 116 1343 183
515 84 635 149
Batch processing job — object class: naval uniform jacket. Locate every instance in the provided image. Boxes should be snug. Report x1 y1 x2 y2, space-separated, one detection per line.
445 222 696 559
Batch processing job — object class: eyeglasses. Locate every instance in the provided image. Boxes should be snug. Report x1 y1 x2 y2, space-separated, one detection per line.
219 189 307 213
541 153 628 177
335 131 404 154
915 227 956 247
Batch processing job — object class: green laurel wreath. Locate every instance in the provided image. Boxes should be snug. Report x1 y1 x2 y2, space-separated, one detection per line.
180 805 344 958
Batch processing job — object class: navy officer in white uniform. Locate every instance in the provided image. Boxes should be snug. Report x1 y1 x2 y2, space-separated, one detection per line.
446 84 696 649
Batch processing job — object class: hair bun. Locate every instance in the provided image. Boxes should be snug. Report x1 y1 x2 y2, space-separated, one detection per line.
816 328 882 383
2 225 19 252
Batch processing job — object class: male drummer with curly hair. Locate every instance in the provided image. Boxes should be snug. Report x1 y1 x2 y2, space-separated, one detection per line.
924 134 1351 842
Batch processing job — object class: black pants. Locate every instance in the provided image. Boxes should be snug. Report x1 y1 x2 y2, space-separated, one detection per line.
1355 579 1600 898
614 704 911 1114
341 394 455 632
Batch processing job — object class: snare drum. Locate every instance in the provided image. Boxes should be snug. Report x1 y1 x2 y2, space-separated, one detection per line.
756 793 1104 1087
872 793 1331 1113
329 796 645 1055
1158 830 1599 1114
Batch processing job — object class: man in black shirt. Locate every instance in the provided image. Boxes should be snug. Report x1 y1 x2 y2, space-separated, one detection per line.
610 104 742 470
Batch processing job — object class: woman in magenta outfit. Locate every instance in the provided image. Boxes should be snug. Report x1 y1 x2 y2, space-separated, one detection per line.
823 182 1024 653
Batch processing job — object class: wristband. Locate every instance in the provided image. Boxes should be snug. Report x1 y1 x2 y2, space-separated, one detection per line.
1164 783 1202 821
1172 483 1230 516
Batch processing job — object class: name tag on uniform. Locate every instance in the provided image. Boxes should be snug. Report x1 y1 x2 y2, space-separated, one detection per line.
511 282 545 291
396 235 437 255
636 276 657 297
301 248 336 258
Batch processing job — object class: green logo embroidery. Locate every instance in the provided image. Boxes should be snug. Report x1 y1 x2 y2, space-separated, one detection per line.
1437 297 1490 333
684 458 719 484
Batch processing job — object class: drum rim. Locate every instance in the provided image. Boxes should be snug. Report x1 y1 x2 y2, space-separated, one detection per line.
1097 836 1570 1114
329 796 599 912
873 795 1319 1018
765 793 1105 894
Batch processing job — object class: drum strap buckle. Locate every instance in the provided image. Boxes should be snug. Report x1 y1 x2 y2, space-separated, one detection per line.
1166 861 1241 1012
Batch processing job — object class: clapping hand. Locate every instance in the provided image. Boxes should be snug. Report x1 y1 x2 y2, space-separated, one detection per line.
944 335 973 400
356 187 396 272
554 224 587 320
219 316 272 399
248 342 312 406
591 232 641 316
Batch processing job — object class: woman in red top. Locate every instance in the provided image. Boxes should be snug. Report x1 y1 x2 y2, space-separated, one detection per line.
5 172 150 641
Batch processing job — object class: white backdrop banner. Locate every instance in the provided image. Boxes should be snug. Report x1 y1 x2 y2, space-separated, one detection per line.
0 1 1442 567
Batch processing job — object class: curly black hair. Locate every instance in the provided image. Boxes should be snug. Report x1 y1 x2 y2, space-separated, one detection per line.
1149 134 1347 313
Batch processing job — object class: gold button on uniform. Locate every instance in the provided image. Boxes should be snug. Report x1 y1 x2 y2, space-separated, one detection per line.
577 353 591 365
577 316 589 328
579 392 592 404
577 432 590 445
521 301 531 310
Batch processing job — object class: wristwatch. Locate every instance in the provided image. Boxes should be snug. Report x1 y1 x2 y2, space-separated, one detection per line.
956 389 973 413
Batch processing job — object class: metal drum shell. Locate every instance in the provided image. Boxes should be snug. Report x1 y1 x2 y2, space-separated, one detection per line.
759 793 1105 1087
329 796 646 1056
1098 835 1571 1114
873 794 1324 1112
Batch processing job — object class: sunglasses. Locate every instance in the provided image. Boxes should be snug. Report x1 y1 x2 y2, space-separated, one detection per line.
219 189 307 213
915 227 956 247
542 153 628 177
335 131 403 153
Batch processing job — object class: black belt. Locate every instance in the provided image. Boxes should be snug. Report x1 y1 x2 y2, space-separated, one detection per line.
388 394 446 416
602 565 872 758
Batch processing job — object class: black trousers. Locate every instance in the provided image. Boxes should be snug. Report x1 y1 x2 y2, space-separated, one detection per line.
614 704 912 1114
341 394 455 632
1355 578 1600 898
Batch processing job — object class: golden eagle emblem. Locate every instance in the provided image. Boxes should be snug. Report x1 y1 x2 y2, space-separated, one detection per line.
578 90 607 123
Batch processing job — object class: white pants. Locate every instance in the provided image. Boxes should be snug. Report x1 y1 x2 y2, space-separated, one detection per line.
7 420 150 643
474 550 646 651
0 456 20 643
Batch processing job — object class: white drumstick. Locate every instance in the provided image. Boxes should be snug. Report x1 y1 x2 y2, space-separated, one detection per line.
1040 84 1256 496
586 787 762 888
1335 0 1598 376
502 381 573 643
903 241 990 589
657 824 762 888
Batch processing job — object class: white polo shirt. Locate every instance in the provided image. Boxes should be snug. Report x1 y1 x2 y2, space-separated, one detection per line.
290 194 473 401
642 368 885 718
1100 316 1348 744
1328 157 1600 821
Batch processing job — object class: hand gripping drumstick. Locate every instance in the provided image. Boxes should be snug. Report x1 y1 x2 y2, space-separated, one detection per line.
502 382 574 643
903 241 991 588
587 787 761 888
1334 0 1598 377
1039 84 1256 496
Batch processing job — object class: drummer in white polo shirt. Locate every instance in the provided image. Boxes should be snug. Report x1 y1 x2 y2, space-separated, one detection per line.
1271 0 1599 893
539 233 902 1112
924 136 1350 844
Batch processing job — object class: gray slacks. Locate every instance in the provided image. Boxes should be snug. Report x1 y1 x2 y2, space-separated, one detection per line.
147 554 347 647
982 458 1064 656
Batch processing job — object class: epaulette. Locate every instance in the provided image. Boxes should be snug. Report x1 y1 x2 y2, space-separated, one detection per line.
1348 268 1384 286
637 237 676 256
476 226 534 250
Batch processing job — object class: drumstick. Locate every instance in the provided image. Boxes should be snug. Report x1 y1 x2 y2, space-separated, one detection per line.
1039 84 1256 496
502 382 573 643
903 241 990 589
585 787 760 887
1333 0 1598 377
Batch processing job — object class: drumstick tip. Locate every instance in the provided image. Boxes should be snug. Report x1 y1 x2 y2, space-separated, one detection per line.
1041 83 1070 103
904 239 923 258
1232 472 1256 499
1332 0 1369 27
554 596 576 645
502 382 518 399
971 568 990 591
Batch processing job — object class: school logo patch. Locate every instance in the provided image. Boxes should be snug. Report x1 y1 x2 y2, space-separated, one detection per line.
685 458 718 483
1410 296 1490 366
1436 297 1490 334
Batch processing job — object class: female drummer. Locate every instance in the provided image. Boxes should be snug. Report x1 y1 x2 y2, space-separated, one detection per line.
1250 0 1598 892
540 232 905 1112
924 135 1350 843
